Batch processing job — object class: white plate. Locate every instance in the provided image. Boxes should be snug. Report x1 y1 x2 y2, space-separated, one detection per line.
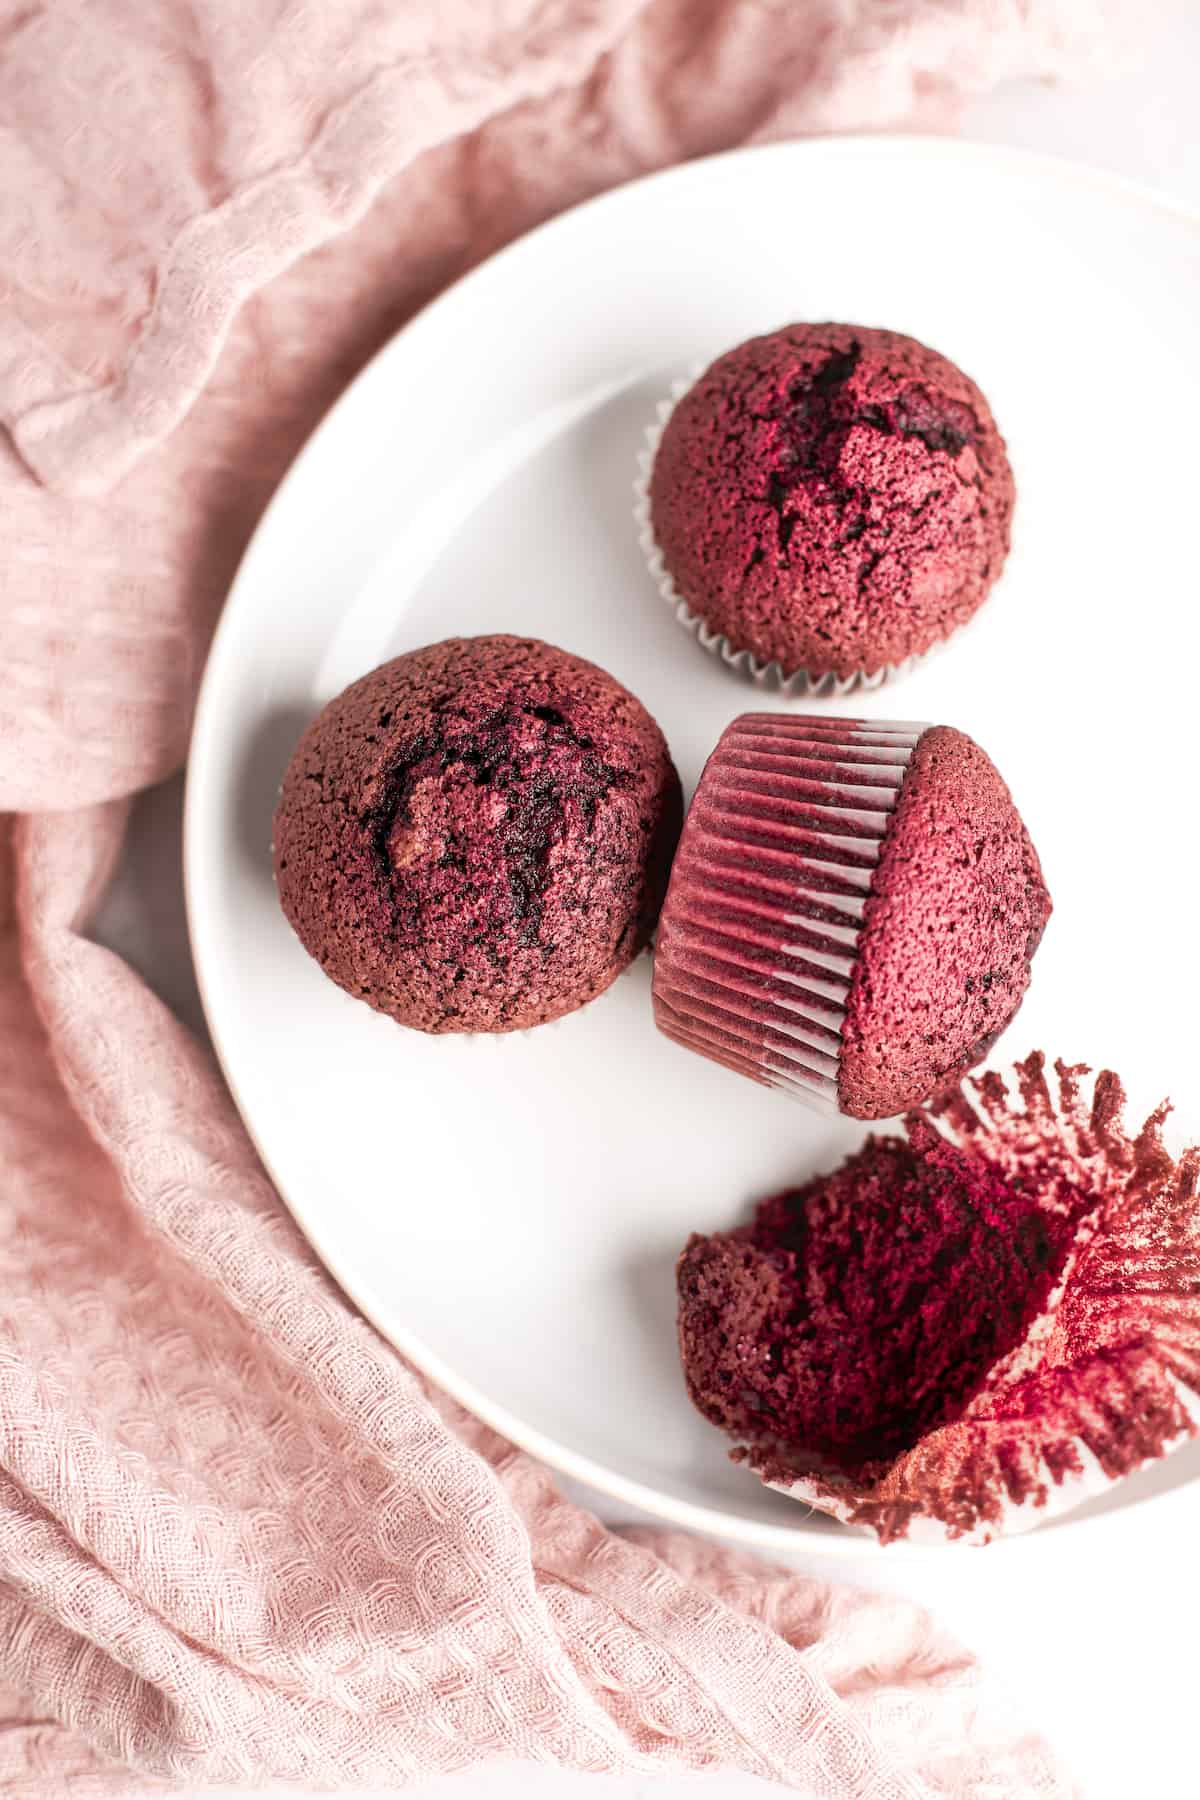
186 137 1200 1553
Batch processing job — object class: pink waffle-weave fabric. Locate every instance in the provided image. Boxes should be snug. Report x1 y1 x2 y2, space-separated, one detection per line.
0 1 1113 1792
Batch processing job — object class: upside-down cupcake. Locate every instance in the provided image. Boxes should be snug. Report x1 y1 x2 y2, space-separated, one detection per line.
640 324 1014 689
652 713 1050 1118
274 635 683 1033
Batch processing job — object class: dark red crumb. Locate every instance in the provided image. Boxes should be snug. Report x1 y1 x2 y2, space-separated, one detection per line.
678 1122 1092 1474
678 1053 1200 1542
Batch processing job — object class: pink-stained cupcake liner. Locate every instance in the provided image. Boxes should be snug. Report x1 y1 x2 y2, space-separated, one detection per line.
652 712 926 1113
634 370 926 697
738 1055 1200 1545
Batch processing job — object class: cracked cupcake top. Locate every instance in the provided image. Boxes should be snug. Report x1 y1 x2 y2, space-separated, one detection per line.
273 635 683 1032
648 324 1015 679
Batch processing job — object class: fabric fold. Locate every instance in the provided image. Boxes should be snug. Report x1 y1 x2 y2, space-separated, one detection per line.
0 0 1125 1791
0 810 1072 1793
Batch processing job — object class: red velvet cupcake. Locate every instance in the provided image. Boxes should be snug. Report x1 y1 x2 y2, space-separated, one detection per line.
274 635 683 1033
652 713 1049 1118
638 325 1014 689
677 1055 1200 1544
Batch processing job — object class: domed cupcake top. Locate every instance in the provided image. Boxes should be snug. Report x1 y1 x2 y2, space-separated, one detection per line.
274 634 682 1033
647 324 1014 681
839 725 1050 1117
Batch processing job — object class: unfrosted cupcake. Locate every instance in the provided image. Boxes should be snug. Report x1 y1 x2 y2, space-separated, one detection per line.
645 324 1014 684
677 1118 1087 1521
677 1053 1200 1544
652 713 1049 1117
274 635 683 1033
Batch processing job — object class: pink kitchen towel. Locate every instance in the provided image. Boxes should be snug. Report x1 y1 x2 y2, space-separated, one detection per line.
0 1 1119 1792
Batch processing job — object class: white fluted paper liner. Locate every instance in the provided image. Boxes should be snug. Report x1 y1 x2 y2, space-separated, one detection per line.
635 368 932 697
652 712 927 1113
729 1056 1200 1544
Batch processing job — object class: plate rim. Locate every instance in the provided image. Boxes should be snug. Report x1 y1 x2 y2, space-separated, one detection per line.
184 133 1200 1557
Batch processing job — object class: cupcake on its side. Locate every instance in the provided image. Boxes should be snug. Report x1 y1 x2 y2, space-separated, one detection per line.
274 635 683 1033
644 324 1014 686
652 713 1049 1118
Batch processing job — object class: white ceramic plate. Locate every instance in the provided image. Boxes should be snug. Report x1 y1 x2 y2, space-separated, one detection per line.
186 137 1200 1553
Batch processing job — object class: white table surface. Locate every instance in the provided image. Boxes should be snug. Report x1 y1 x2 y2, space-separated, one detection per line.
94 7 1200 1795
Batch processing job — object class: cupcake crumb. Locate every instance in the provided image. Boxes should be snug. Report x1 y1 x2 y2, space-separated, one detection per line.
678 1053 1200 1543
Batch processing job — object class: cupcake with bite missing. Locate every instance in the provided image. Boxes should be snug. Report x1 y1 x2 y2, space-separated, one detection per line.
677 1053 1200 1544
640 324 1014 688
652 712 1049 1118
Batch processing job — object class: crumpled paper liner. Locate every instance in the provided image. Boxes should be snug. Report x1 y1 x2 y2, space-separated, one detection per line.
736 1053 1200 1544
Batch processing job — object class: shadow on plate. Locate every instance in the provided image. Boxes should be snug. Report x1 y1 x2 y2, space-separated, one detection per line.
1045 1430 1200 1535
234 703 315 889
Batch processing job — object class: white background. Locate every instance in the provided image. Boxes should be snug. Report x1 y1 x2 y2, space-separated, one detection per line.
96 6 1200 1796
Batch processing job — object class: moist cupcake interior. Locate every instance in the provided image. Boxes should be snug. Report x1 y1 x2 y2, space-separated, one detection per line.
678 1117 1097 1478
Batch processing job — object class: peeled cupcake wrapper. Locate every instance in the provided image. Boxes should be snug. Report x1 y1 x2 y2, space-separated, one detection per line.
634 368 928 697
653 713 925 1113
744 1054 1200 1545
